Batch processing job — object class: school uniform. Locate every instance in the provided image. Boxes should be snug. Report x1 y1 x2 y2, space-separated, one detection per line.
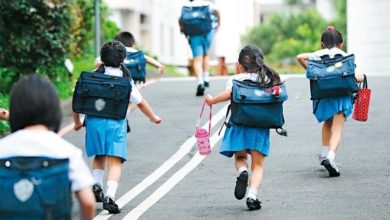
307 48 354 122
182 0 216 58
84 67 143 162
220 73 270 157
0 129 94 192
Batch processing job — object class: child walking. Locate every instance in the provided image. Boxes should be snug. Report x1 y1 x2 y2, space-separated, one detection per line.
205 45 282 210
73 41 161 214
296 26 364 177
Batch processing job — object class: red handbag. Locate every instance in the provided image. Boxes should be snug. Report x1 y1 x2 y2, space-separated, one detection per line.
352 74 371 121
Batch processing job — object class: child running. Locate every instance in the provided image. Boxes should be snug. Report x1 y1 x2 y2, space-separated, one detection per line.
205 45 282 210
73 41 161 214
296 26 364 177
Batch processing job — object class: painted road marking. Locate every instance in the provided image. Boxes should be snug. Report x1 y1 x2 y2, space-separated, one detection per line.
93 104 228 220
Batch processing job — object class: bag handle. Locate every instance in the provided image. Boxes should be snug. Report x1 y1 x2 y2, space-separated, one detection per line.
363 74 368 89
196 99 212 134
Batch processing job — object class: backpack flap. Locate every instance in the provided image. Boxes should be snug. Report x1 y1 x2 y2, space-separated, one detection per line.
72 71 131 119
306 54 356 79
232 80 288 104
124 51 147 82
179 5 212 36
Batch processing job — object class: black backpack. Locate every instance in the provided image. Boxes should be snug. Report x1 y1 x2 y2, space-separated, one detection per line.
72 67 132 119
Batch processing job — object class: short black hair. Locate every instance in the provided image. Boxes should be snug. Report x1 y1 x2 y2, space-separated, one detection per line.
114 32 135 47
9 74 62 133
100 41 127 67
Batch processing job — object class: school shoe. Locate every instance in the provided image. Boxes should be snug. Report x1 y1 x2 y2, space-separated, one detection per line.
204 81 210 87
92 184 104 203
246 197 262 211
234 171 248 200
196 84 205 96
316 154 326 165
323 158 340 177
103 196 120 214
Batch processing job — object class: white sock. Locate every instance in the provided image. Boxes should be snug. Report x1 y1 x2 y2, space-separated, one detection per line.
197 76 204 85
247 187 258 200
203 72 210 82
106 180 118 199
321 146 329 157
237 166 248 176
92 169 105 186
327 151 335 161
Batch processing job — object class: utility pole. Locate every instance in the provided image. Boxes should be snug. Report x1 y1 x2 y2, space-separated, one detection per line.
94 0 101 58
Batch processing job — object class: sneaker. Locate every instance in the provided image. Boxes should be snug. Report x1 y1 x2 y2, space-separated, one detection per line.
204 81 210 87
103 196 120 214
92 184 104 203
234 171 248 200
246 197 261 211
196 84 205 96
316 154 326 165
323 158 340 177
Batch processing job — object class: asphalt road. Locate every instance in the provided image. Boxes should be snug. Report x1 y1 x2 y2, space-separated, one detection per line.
62 75 390 220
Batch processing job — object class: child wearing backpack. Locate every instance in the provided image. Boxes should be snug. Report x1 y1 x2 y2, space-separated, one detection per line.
73 41 161 214
96 31 165 83
0 75 95 219
205 45 282 211
296 26 364 177
179 0 221 96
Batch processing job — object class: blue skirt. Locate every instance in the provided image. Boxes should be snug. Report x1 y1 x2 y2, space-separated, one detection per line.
313 95 354 123
220 123 270 158
85 116 128 161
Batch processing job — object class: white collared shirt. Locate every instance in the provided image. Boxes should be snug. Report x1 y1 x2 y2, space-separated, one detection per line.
307 47 348 60
225 73 269 91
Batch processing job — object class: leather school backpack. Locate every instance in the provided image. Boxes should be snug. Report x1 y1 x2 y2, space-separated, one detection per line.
221 80 288 136
0 157 71 219
124 51 147 83
306 54 359 100
179 5 212 36
72 70 132 119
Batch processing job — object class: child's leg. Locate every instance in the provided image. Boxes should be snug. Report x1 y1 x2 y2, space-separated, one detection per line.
248 150 265 200
234 150 249 200
106 156 122 199
319 119 333 162
92 155 106 186
202 54 210 85
193 56 204 85
328 113 345 155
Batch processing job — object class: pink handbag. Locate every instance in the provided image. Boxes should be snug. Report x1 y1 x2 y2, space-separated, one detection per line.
195 100 212 156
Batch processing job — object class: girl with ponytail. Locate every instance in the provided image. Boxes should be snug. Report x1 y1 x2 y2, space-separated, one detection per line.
296 26 363 177
205 45 282 211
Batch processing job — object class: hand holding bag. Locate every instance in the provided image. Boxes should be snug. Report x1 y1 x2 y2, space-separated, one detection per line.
353 74 371 121
195 100 212 156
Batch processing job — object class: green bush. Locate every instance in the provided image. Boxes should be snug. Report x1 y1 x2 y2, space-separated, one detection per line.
0 0 73 93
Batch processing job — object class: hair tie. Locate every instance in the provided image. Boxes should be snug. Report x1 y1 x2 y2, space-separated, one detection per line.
327 26 335 31
256 56 264 66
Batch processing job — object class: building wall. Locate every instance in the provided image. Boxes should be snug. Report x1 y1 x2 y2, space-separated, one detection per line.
347 0 390 75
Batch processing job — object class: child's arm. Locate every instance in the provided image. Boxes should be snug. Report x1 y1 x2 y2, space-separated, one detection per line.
75 188 96 220
205 90 231 106
0 108 9 121
296 53 310 69
145 55 165 75
137 100 161 124
72 112 83 131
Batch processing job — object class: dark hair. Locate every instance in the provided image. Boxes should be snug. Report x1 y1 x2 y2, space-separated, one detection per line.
95 64 132 78
321 29 336 49
114 32 135 47
9 75 62 133
334 29 343 45
100 41 127 68
238 45 281 86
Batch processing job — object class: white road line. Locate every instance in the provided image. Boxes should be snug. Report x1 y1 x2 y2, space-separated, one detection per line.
93 104 228 220
123 117 225 219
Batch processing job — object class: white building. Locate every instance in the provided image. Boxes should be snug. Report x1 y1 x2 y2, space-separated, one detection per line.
347 0 390 75
103 0 260 67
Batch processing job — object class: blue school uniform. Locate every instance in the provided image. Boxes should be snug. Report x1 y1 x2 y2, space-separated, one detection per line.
307 48 354 123
84 67 144 162
219 73 271 158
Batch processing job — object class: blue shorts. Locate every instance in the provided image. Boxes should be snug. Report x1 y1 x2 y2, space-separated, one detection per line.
188 31 213 58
